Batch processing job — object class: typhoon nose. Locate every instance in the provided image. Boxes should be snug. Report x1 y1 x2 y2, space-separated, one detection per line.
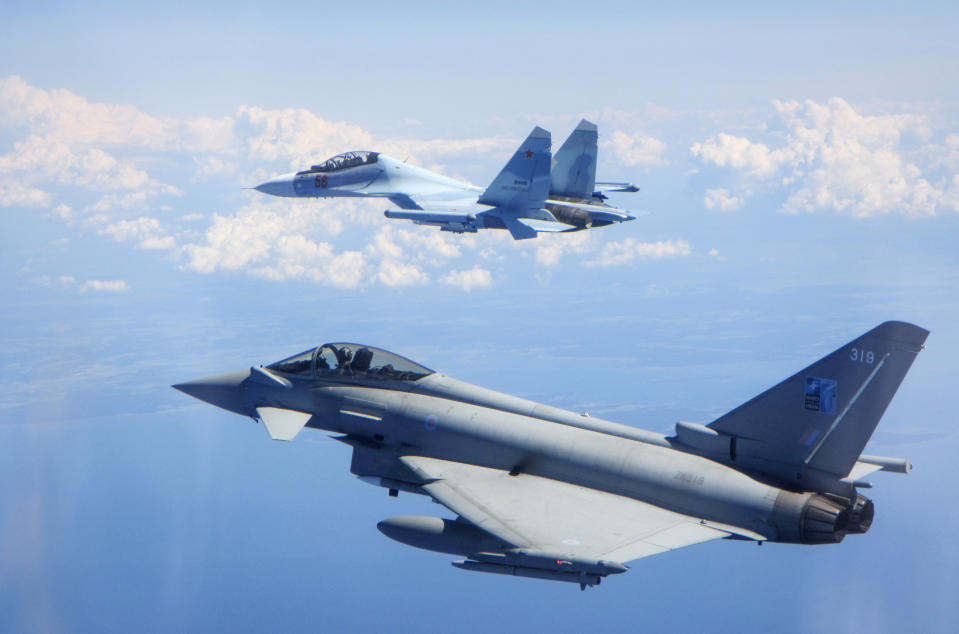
173 369 253 416
254 173 297 197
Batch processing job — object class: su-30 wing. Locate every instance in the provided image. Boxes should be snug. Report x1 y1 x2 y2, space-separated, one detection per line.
384 126 575 240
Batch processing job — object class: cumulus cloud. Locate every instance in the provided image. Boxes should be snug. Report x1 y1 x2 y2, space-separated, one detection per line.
704 187 745 211
98 216 177 250
1 75 699 289
80 279 129 292
691 132 789 178
605 131 668 166
691 98 959 217
441 266 493 291
0 78 187 219
534 230 595 267
0 182 51 207
586 239 692 267
376 260 430 287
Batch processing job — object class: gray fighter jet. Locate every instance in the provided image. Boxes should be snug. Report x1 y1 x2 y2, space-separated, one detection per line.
174 322 926 588
254 121 639 240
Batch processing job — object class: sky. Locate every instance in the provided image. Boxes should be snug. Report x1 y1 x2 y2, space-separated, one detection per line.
2 2 958 632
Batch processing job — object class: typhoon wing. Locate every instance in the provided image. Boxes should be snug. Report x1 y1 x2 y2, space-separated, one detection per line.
394 456 752 586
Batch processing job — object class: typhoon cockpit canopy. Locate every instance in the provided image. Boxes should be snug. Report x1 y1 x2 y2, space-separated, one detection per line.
299 151 380 174
267 343 432 381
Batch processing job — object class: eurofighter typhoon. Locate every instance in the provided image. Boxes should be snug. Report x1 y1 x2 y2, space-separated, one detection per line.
254 120 639 240
174 322 926 589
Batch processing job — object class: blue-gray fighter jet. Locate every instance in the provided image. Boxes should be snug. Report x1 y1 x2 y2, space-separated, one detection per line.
254 120 639 240
174 322 926 589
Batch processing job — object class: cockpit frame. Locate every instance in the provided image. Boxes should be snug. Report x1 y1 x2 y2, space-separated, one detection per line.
296 151 380 175
266 343 433 383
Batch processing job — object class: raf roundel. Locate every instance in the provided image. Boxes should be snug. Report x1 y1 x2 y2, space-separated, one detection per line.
424 414 438 431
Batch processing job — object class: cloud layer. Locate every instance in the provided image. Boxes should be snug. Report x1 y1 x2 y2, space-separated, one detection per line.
1 76 696 290
691 98 959 217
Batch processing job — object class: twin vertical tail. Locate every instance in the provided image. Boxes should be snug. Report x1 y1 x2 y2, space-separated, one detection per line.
477 126 551 211
549 119 598 200
706 321 928 481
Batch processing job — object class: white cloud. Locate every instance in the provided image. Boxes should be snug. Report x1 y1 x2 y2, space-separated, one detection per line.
691 132 790 178
0 181 51 207
376 260 430 287
691 98 959 217
178 199 373 288
535 231 595 267
704 187 745 211
586 239 692 267
0 75 176 149
98 216 177 250
441 266 493 291
80 279 129 292
0 76 701 289
193 155 238 179
237 105 376 167
605 131 668 166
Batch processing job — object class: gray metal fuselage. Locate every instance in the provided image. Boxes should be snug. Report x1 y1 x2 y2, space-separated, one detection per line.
193 368 823 545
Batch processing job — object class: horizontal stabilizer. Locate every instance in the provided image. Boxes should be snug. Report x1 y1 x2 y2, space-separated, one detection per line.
501 216 538 240
256 406 312 441
512 217 579 234
595 181 640 194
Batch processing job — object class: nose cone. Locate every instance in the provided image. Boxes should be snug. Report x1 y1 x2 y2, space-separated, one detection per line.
254 173 297 197
173 369 253 416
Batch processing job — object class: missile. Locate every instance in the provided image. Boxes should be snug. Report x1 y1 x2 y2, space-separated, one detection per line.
452 560 602 588
378 516 628 585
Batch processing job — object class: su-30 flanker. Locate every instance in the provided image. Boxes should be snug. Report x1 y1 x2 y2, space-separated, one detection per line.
175 322 926 589
255 120 639 240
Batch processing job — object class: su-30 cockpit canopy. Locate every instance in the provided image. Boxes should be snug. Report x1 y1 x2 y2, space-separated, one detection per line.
299 151 380 174
267 343 432 381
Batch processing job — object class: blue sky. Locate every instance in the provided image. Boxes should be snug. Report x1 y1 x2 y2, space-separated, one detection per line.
2 2 958 632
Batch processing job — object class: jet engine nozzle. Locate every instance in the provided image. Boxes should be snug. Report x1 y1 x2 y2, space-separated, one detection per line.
846 493 875 534
772 492 849 544
800 494 849 544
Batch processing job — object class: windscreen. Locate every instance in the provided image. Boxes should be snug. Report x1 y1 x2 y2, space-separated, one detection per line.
316 343 431 381
266 348 315 376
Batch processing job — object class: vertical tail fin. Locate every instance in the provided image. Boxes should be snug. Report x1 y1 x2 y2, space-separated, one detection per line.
477 126 551 210
549 119 598 200
708 321 928 478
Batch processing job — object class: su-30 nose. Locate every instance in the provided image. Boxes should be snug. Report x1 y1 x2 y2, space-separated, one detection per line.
254 173 297 197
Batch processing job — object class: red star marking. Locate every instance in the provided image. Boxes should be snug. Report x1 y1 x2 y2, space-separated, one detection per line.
525 149 533 158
